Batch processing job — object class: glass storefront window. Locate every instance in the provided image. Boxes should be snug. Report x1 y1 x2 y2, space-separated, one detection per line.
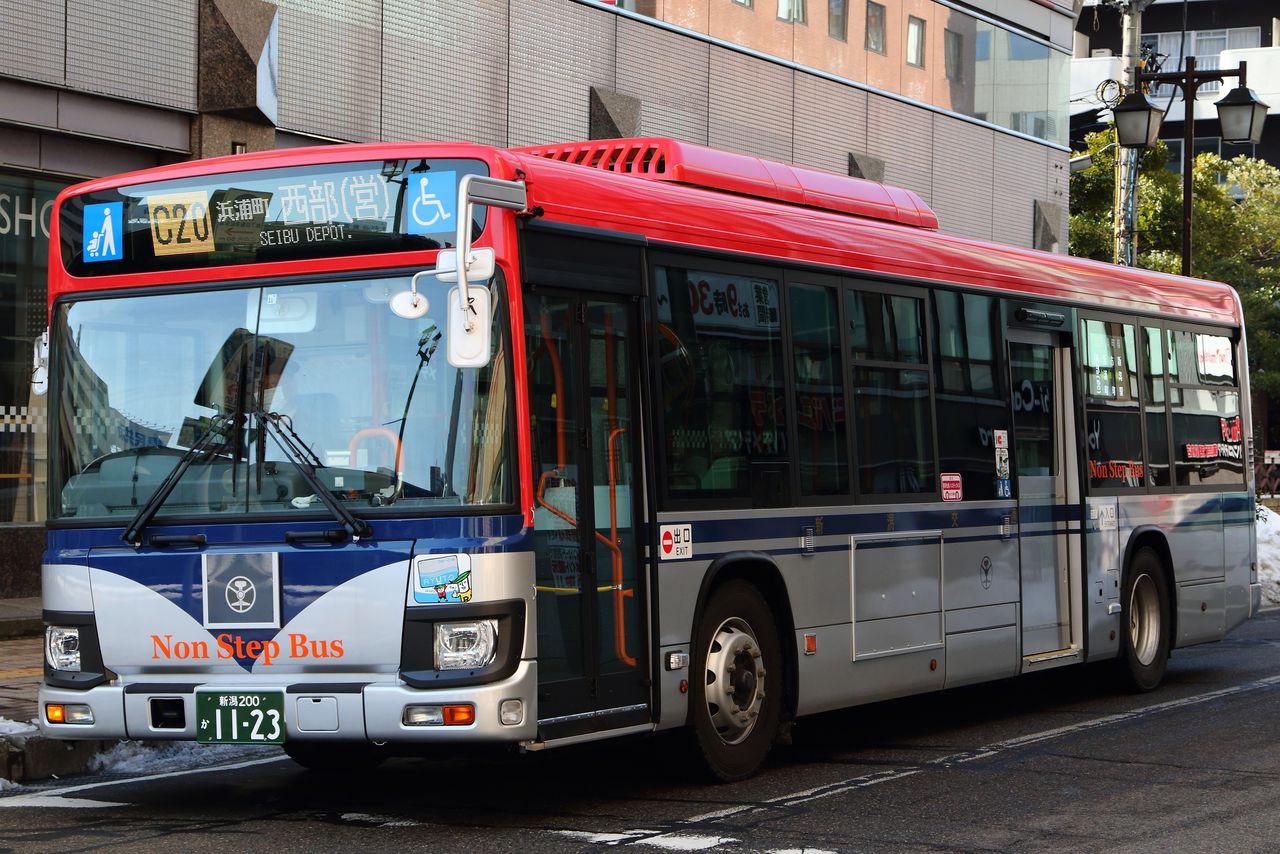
1 172 74 525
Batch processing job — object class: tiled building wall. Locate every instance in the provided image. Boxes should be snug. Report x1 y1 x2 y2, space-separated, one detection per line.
67 0 198 111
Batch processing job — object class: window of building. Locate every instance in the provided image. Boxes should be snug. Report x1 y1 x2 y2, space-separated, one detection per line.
865 1 885 54
1141 27 1261 96
944 28 962 81
828 0 847 41
732 0 753 7
656 265 787 502
848 288 934 496
778 0 806 23
907 16 926 67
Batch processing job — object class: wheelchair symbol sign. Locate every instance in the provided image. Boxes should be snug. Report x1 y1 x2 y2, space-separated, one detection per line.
405 171 456 234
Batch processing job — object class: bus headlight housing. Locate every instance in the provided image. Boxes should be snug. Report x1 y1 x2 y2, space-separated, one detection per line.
45 626 82 672
434 620 497 670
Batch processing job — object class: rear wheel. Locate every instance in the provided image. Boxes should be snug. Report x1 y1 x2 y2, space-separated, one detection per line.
1117 547 1171 692
690 580 783 782
284 741 386 773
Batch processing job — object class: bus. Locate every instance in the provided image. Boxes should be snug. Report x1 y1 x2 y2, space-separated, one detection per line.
37 138 1259 780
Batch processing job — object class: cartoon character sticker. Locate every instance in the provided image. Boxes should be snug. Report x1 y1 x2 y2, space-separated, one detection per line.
411 555 475 605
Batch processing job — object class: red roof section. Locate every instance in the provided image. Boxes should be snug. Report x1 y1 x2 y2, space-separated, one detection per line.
515 138 939 230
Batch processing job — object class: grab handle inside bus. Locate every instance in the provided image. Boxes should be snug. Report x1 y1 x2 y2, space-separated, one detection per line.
434 174 527 369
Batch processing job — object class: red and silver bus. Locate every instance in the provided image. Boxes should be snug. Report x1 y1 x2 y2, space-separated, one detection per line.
38 138 1259 779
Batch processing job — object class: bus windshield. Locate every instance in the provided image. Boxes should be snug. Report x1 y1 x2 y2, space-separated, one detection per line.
51 272 511 521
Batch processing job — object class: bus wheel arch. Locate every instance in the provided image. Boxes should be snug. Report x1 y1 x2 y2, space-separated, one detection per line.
687 553 797 779
1121 528 1177 650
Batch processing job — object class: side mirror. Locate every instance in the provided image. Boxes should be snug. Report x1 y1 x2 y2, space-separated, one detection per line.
31 329 49 397
444 175 526 369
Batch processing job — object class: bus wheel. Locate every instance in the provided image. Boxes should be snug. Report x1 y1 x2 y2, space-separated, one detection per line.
284 741 386 773
691 580 782 782
1118 547 1171 692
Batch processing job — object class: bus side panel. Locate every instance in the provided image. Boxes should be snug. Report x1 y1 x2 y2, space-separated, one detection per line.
1223 492 1254 633
1086 496 1122 662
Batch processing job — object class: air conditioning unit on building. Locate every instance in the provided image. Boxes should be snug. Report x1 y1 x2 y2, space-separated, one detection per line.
1091 48 1114 58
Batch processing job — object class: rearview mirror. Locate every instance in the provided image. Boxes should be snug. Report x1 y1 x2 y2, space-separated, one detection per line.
30 329 48 397
444 175 526 369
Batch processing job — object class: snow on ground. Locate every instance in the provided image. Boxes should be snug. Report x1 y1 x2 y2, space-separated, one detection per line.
1257 505 1280 606
0 717 37 737
90 740 280 775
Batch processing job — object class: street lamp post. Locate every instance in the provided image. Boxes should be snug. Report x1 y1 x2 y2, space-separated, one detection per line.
1114 56 1269 278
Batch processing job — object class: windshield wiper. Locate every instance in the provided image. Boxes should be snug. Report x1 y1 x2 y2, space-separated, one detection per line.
121 414 235 547
256 411 373 541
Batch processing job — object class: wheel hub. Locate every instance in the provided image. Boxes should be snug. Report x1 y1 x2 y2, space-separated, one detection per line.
704 617 766 745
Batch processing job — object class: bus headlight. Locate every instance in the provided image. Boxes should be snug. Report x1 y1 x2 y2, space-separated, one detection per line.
434 620 497 670
45 626 82 672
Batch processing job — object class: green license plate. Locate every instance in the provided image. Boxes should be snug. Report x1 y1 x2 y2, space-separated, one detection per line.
196 691 285 744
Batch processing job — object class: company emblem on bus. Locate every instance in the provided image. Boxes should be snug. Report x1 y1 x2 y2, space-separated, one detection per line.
411 554 474 604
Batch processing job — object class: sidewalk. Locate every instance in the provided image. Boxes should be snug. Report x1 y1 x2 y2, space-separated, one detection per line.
0 599 112 784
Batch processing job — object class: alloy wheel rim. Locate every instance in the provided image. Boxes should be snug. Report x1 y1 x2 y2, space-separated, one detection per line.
1129 572 1161 666
704 617 766 745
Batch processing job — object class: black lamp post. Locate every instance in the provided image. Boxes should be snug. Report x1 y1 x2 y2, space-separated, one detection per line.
1114 56 1269 277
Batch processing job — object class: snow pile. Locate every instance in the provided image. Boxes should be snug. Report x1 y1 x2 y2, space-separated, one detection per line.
90 740 276 775
0 777 22 792
0 717 37 737
1257 505 1280 606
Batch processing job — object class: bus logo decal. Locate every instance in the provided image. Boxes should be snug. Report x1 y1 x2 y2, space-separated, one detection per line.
659 524 693 560
202 552 280 629
411 554 474 605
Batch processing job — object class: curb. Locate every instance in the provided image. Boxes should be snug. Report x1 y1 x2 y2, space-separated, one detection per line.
0 733 114 784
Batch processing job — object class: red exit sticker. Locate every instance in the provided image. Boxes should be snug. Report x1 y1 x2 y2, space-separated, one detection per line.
659 524 693 560
941 473 963 501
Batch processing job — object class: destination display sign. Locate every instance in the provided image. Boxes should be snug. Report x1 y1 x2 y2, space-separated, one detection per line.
60 158 488 276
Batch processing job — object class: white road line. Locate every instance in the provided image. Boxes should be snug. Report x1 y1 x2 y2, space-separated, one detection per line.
683 673 1280 824
0 754 287 809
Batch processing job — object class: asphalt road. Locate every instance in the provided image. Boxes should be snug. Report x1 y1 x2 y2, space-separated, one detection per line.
4 611 1280 854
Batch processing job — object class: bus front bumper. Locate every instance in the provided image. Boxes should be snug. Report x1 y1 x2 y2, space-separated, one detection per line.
37 659 538 743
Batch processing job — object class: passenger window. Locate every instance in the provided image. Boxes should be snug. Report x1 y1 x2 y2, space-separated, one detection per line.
1142 327 1170 487
656 266 788 501
1081 319 1144 490
849 289 933 495
933 292 1008 500
789 283 849 496
1168 329 1243 487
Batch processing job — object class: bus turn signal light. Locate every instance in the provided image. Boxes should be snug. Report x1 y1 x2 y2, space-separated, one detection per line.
443 704 475 726
46 704 65 723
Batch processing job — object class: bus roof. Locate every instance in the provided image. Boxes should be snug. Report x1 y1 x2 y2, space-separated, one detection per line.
49 139 1241 326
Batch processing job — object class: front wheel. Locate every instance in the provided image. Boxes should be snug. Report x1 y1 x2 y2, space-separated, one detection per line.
690 580 783 781
1117 547 1171 692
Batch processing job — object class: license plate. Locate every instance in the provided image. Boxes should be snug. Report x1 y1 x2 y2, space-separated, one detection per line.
196 691 285 744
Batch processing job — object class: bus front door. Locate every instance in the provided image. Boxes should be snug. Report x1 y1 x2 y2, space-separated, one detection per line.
1009 331 1081 663
525 292 650 737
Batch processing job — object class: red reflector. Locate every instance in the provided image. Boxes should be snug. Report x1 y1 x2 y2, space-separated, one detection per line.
803 634 817 655
443 704 475 726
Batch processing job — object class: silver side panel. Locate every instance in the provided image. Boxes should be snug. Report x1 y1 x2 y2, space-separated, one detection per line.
42 562 93 613
1084 496 1122 661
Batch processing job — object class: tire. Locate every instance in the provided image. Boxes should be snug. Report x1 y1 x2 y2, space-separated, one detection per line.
690 580 783 782
1117 547 1171 692
284 741 386 773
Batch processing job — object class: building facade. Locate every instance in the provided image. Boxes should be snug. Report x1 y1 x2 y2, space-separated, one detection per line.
0 0 1077 596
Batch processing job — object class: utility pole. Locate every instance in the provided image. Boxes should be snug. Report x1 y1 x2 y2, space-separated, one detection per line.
1112 0 1155 266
